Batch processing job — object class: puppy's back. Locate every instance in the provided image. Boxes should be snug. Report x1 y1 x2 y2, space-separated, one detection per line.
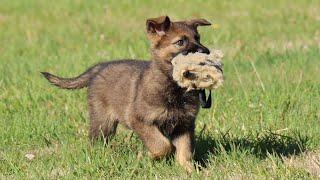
88 60 151 120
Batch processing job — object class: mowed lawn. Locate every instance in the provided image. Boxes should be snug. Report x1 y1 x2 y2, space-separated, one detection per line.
1 0 320 179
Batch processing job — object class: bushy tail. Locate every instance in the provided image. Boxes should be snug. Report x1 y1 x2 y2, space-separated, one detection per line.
41 63 104 89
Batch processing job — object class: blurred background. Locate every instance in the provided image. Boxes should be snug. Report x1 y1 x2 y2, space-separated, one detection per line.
0 0 319 178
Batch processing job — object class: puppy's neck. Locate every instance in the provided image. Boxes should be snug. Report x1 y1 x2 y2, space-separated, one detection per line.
151 57 173 79
143 61 187 107
149 59 184 93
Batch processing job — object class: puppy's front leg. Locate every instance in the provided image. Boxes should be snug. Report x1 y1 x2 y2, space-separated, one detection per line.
172 128 195 173
132 120 173 159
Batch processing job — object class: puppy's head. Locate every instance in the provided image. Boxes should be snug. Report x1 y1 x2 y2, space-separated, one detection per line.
146 16 211 63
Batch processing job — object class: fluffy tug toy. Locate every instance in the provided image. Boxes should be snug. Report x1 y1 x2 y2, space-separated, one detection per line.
172 49 224 91
171 49 224 108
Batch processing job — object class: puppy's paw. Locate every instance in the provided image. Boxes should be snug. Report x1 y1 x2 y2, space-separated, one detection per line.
179 160 194 174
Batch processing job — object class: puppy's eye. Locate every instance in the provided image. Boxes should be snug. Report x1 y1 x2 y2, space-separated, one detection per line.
175 39 185 46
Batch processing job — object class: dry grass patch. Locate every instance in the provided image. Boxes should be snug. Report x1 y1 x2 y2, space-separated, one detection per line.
284 150 320 178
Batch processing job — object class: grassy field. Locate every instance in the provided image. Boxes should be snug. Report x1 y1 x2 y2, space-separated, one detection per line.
1 0 320 179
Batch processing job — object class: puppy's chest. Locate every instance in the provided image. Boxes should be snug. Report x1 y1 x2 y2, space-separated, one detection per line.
158 107 196 136
155 91 199 135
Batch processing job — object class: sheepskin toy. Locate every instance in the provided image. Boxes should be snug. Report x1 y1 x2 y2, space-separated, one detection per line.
171 49 224 108
172 49 224 91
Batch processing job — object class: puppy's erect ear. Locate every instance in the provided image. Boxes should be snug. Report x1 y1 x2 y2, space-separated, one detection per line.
146 16 171 36
186 18 211 29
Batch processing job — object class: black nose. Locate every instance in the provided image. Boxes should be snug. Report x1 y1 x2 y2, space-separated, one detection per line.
197 46 210 54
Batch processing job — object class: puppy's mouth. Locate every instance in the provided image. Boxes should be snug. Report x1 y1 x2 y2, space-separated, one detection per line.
172 49 195 59
181 50 189 56
170 51 188 60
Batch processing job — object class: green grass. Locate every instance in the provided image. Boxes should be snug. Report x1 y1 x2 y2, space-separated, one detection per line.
1 0 320 179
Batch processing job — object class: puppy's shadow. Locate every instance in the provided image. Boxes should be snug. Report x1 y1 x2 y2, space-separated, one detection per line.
194 129 309 168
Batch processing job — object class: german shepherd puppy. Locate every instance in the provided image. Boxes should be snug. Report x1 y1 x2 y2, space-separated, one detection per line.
42 16 211 172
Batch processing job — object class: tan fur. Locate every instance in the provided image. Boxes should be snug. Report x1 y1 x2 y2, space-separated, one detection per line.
42 16 212 172
173 131 194 173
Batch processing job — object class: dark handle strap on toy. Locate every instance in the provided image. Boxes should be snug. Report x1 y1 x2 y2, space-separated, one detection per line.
199 89 212 108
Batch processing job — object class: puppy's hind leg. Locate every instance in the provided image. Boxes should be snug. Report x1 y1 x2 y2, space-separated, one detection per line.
88 98 118 142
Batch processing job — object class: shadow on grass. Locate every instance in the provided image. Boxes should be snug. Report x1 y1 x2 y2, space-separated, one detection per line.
194 129 309 168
